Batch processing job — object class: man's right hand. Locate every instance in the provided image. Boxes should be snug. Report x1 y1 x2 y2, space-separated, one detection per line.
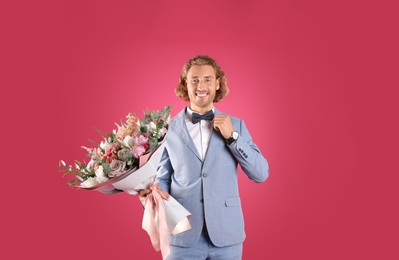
138 186 170 207
138 188 152 207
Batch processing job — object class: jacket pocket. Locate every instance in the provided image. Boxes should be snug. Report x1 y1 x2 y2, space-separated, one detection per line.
225 197 241 207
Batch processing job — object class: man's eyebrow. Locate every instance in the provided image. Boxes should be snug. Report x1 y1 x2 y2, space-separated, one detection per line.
188 75 214 78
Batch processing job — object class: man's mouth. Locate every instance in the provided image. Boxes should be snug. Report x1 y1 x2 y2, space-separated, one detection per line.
196 92 208 97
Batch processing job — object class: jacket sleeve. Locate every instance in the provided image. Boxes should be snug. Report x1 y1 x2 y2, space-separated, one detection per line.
229 119 269 183
156 147 173 193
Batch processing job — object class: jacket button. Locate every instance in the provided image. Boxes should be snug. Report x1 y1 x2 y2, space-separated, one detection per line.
202 173 208 177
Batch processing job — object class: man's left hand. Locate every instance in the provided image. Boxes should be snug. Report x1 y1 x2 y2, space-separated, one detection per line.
213 114 235 139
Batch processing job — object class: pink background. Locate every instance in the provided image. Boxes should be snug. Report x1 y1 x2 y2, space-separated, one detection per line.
1 0 398 259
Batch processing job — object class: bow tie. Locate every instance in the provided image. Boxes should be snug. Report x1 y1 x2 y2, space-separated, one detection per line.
191 110 214 124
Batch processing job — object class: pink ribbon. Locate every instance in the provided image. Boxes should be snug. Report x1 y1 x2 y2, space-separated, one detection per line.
142 182 170 260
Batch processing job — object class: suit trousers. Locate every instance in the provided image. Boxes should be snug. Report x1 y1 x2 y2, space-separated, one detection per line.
166 226 243 260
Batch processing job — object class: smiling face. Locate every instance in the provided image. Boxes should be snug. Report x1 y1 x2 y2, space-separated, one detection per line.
186 65 220 113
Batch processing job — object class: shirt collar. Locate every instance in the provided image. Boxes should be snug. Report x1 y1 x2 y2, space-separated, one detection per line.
185 106 215 119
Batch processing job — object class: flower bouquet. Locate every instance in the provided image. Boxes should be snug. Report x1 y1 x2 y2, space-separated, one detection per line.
58 105 191 259
58 105 172 194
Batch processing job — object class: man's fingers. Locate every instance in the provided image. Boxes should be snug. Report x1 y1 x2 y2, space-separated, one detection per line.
139 186 169 205
139 188 151 197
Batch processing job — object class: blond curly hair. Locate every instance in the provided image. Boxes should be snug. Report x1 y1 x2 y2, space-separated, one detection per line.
175 55 229 102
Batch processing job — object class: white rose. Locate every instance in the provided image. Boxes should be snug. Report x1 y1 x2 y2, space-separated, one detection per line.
123 135 134 148
80 177 99 188
157 127 167 138
148 122 157 131
95 166 109 183
100 140 111 150
86 159 96 171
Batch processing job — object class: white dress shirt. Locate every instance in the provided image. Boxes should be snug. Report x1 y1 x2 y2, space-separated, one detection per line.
185 107 214 161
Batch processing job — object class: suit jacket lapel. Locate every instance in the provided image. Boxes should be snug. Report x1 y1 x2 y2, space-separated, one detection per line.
171 109 202 161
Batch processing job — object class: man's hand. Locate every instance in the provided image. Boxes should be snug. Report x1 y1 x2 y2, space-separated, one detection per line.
138 188 152 207
213 114 235 139
138 186 170 207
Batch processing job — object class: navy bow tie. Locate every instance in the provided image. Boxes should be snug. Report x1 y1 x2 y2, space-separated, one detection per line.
191 110 214 124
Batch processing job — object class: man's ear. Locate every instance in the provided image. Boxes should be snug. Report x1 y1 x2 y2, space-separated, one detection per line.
216 79 220 90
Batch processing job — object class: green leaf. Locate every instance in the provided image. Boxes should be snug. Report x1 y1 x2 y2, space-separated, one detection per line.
102 162 111 174
157 120 164 128
123 151 133 160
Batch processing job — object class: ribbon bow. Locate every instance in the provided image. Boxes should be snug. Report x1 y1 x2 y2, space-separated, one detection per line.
142 182 170 259
142 182 191 260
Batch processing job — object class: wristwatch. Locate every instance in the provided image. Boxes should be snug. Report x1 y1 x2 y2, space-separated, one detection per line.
226 131 239 145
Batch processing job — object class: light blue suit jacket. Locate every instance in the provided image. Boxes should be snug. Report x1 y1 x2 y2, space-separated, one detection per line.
156 107 269 247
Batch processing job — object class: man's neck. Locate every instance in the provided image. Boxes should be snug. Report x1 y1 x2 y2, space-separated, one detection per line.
189 105 214 114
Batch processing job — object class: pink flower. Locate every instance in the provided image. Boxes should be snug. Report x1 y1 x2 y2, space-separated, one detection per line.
108 160 126 177
131 145 146 159
133 133 149 146
105 147 117 160
112 143 121 150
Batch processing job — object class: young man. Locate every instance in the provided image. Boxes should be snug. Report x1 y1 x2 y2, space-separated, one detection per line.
140 55 269 259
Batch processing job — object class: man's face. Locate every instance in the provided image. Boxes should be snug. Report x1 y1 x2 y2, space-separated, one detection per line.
186 65 220 113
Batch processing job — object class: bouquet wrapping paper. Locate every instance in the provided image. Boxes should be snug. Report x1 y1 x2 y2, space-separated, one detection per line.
113 141 192 260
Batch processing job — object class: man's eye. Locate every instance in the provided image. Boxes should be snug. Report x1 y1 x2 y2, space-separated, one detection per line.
191 79 199 84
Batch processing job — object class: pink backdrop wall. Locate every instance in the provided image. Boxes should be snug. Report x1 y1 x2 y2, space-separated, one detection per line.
2 0 398 259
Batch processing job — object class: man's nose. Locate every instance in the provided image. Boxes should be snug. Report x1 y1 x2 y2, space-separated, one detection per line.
197 80 203 90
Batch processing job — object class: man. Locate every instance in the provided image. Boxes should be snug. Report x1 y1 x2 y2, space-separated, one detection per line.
139 55 269 259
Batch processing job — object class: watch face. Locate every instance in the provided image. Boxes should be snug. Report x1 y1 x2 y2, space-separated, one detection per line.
232 131 239 139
